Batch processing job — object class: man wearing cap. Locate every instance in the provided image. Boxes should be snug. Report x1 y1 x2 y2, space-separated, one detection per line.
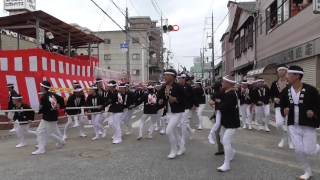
86 84 106 141
120 83 138 135
239 80 253 130
178 73 196 155
192 80 206 130
32 81 66 155
107 80 125 144
136 85 161 140
158 69 186 159
281 65 320 180
12 94 36 148
270 66 293 149
217 76 240 172
7 83 18 133
251 78 271 132
63 86 87 141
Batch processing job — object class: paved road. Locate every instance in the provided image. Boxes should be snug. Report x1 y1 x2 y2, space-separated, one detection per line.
0 106 319 180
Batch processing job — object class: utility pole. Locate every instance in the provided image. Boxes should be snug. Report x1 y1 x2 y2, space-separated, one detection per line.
201 48 204 79
211 11 215 85
160 15 164 72
125 7 130 81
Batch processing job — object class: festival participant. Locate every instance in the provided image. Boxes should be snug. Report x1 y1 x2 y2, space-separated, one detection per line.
217 76 240 172
239 80 252 130
121 83 138 135
107 81 126 144
32 81 66 155
281 65 320 180
208 82 225 157
12 94 36 148
193 80 206 130
251 78 271 132
178 73 195 155
7 83 18 133
136 85 161 140
86 84 105 141
270 66 293 149
158 69 186 159
63 86 87 141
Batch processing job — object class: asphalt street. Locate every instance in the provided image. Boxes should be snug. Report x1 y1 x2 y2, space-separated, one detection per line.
0 106 319 180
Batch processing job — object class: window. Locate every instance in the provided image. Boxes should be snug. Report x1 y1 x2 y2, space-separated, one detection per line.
104 54 111 61
248 22 254 48
132 37 140 44
291 0 312 17
259 16 263 35
104 39 111 44
266 1 278 33
132 69 140 75
132 53 140 60
235 36 241 58
277 0 291 24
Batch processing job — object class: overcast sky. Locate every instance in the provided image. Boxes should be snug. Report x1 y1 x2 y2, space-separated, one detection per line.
0 0 248 70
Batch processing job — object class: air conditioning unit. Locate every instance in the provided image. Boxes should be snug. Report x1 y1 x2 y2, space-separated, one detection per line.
314 0 320 14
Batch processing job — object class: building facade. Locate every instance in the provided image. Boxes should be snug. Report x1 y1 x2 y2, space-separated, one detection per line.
221 1 256 82
252 0 320 88
222 0 320 89
90 17 163 83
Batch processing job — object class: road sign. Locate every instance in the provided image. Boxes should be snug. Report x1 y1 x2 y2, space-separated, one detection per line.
120 43 128 49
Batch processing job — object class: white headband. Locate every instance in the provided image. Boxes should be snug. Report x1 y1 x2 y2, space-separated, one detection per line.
164 72 176 75
223 76 236 84
73 88 83 92
118 85 126 88
107 83 116 87
40 83 51 89
288 70 304 75
277 67 288 71
12 96 22 100
96 79 103 83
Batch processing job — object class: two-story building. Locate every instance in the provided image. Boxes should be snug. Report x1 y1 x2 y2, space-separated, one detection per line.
221 1 256 82
249 0 320 88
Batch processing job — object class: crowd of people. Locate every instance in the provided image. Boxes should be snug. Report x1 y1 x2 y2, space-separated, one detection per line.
4 65 320 180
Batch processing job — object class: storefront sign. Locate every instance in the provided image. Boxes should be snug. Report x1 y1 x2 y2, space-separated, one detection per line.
257 38 320 68
4 0 36 11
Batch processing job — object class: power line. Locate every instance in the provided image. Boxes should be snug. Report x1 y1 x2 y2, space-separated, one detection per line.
128 0 140 15
150 0 161 17
214 10 230 33
90 0 125 31
109 0 126 16
89 0 149 49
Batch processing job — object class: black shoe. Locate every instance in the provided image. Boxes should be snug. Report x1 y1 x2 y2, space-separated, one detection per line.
215 152 224 156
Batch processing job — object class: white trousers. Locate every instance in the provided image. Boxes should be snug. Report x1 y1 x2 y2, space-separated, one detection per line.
166 113 184 153
254 104 270 126
63 115 86 137
289 125 320 175
240 104 252 125
193 104 205 129
110 113 123 142
121 109 134 131
138 114 159 137
91 113 104 137
275 107 291 143
36 120 64 151
209 110 221 136
16 123 36 144
220 127 236 167
181 109 193 148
